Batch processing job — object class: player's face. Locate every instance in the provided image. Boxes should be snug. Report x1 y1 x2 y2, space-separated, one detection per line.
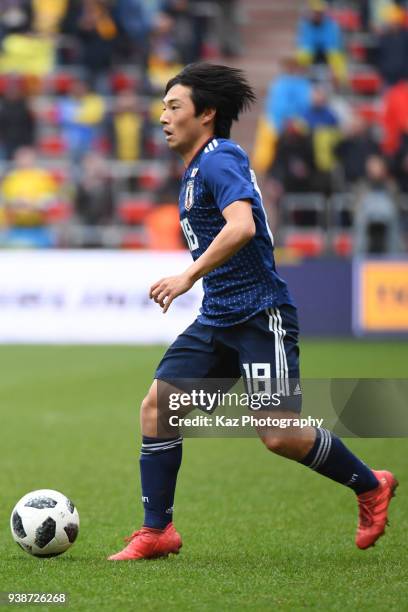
160 84 212 157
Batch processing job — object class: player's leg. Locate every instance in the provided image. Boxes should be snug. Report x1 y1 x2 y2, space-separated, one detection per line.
242 306 381 489
259 416 398 549
257 414 385 497
108 379 185 560
137 328 239 535
138 378 189 531
108 319 239 560
255 411 315 459
238 305 398 548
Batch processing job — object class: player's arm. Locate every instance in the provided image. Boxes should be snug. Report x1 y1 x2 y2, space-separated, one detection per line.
185 199 255 278
150 200 255 313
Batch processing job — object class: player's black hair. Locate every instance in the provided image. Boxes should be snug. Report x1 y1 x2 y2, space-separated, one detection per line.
165 63 256 138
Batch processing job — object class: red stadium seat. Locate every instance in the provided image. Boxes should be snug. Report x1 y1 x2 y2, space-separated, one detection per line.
47 72 77 95
95 135 110 155
355 102 382 124
0 75 8 94
117 198 153 224
138 169 162 190
0 74 23 94
348 41 367 62
120 231 147 249
110 71 138 93
49 168 69 185
330 8 361 31
201 42 219 59
350 71 382 95
333 233 353 257
45 201 72 223
39 134 67 157
285 231 325 257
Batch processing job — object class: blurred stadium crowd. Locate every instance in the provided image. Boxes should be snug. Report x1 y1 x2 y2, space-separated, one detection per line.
0 0 407 256
0 0 241 248
254 0 408 257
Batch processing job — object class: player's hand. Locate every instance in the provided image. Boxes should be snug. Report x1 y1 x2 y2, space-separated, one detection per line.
149 273 194 313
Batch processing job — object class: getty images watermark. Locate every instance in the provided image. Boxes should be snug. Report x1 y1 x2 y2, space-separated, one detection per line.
167 390 324 429
157 378 408 438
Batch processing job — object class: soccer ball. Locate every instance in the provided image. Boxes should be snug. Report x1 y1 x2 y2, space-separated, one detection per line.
10 489 79 557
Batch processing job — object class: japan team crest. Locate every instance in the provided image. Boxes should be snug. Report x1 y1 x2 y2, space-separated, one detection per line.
185 179 195 211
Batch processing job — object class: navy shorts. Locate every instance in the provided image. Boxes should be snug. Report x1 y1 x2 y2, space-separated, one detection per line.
155 304 301 413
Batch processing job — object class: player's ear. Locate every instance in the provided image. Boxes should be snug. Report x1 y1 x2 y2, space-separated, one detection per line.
201 108 216 127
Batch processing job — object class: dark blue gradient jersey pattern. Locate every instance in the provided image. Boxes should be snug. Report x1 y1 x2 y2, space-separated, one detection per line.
179 137 294 326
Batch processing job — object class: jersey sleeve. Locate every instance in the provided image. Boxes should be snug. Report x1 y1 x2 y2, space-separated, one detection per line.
200 145 255 212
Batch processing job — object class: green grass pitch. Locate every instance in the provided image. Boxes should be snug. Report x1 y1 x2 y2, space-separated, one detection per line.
1 341 407 611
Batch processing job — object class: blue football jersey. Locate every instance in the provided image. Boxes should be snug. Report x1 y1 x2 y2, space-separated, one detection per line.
179 137 294 326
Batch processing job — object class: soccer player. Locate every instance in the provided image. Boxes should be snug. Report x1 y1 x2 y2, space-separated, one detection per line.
108 63 397 561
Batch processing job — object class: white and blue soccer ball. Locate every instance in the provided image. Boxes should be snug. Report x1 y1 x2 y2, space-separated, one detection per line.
10 489 79 557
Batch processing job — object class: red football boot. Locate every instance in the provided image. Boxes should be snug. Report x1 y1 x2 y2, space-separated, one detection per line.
356 470 398 550
108 523 182 561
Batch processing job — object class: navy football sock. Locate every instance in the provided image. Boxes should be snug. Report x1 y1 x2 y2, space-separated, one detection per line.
300 428 379 495
140 435 182 529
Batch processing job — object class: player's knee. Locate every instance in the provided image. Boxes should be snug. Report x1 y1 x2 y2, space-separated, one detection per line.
261 433 290 455
141 393 156 418
140 386 158 434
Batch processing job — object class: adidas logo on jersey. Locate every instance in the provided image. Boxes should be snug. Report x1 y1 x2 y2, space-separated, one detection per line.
293 383 302 396
204 138 219 153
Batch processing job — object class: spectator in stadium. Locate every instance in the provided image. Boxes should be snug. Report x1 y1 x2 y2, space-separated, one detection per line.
57 79 105 162
161 0 235 64
1 146 58 228
374 4 408 87
354 154 402 253
32 0 69 35
382 78 408 156
161 0 200 65
58 0 83 64
328 88 354 130
212 0 243 57
302 84 338 130
267 57 313 134
59 0 79 30
107 89 148 163
359 0 407 32
263 118 317 229
392 130 408 192
335 115 380 187
61 0 119 92
357 0 371 32
296 0 347 85
0 0 32 41
301 85 341 194
147 10 183 88
252 56 312 174
145 159 185 250
75 151 114 226
349 0 387 32
112 0 156 68
364 153 396 193
0 78 35 159
0 9 54 77
156 157 183 201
